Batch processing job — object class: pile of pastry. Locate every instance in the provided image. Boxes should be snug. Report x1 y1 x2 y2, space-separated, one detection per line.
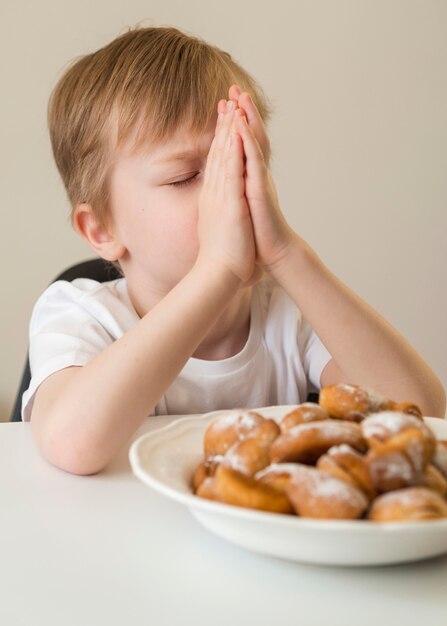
192 384 447 521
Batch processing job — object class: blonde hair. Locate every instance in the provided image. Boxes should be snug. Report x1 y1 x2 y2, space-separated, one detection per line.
48 25 273 228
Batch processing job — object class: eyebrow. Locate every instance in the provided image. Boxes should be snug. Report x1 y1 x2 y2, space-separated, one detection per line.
151 148 209 166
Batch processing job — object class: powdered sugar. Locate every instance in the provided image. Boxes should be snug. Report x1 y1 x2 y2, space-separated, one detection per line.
284 403 328 422
369 452 414 483
327 443 363 458
286 420 362 439
433 442 447 477
403 437 425 474
375 487 446 509
209 410 263 434
362 412 429 440
292 466 368 508
255 463 308 481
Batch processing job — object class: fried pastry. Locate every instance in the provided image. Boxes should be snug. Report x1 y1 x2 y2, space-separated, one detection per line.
365 428 428 492
432 441 447 479
285 465 369 519
207 465 294 514
192 455 224 490
361 411 436 457
319 384 392 419
367 487 447 521
317 444 376 500
221 437 271 476
255 462 311 493
421 464 447 496
280 403 329 431
269 420 367 465
392 402 423 419
196 476 220 501
203 410 280 457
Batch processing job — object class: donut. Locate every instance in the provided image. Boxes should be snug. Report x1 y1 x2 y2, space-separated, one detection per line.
196 476 219 501
201 465 294 514
269 420 367 465
392 402 423 419
432 441 447 479
319 384 392 419
250 418 281 447
192 461 208 491
285 465 369 519
422 464 447 496
365 428 428 493
361 411 436 457
192 455 224 491
367 487 447 521
203 410 265 457
221 437 271 476
255 463 311 493
316 444 376 501
280 403 329 431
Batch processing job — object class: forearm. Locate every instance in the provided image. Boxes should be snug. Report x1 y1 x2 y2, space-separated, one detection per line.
33 259 240 473
269 233 446 416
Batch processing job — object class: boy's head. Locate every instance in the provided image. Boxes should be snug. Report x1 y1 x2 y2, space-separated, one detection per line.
48 25 272 233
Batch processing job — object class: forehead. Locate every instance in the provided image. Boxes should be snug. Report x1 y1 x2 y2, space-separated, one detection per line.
116 116 216 165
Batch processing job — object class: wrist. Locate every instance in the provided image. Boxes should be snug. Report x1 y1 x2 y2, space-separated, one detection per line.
268 232 325 286
264 231 306 276
192 253 243 292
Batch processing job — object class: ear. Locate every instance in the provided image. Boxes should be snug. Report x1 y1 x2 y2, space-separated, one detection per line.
73 204 126 261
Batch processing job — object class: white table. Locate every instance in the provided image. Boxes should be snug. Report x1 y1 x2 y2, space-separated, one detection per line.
1 417 447 626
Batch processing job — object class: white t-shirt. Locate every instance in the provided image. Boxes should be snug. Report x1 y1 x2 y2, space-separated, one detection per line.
22 276 332 421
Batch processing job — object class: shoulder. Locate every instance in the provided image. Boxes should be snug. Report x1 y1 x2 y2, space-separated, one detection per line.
35 276 126 303
30 277 137 334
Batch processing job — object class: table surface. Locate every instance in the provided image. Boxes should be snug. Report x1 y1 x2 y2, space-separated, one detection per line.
1 416 447 626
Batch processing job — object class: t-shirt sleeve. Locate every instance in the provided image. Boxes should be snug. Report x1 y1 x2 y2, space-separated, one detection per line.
21 280 116 422
297 314 332 392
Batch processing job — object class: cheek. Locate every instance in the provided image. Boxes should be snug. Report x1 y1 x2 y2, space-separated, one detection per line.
167 206 198 252
151 199 199 260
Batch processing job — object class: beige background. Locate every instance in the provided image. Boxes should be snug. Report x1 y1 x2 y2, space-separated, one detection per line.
1 0 446 422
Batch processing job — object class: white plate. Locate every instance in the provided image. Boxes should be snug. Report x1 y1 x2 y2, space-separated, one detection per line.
129 406 447 566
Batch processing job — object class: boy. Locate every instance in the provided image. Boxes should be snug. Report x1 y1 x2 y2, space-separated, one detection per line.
23 26 445 475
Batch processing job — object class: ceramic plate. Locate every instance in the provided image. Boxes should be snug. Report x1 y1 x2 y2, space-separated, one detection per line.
129 406 447 566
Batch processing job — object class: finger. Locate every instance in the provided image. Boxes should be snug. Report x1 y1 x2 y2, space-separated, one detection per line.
205 106 235 186
225 130 245 206
217 99 226 114
213 99 231 139
228 85 240 114
237 91 270 162
215 108 238 195
213 106 241 199
238 91 260 127
228 84 241 104
235 112 267 182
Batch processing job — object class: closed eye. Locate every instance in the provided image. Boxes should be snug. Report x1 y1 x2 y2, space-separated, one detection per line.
168 172 201 188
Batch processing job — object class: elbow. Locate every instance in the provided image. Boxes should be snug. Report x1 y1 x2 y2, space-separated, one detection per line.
50 453 107 477
31 417 109 476
44 442 108 477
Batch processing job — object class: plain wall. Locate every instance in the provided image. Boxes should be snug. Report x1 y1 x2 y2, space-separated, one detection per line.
1 0 446 421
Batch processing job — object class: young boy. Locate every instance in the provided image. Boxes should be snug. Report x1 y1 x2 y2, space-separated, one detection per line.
23 26 445 475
